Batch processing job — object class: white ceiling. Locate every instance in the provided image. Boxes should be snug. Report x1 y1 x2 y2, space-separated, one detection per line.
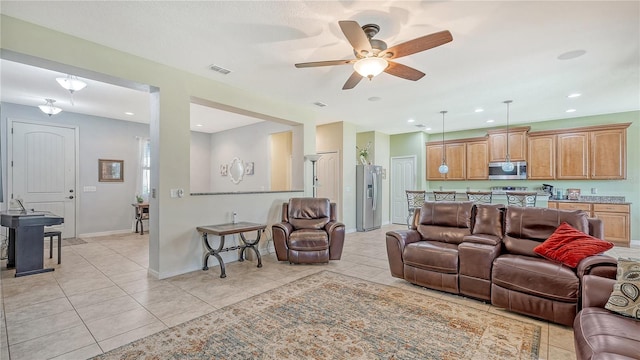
1 1 638 135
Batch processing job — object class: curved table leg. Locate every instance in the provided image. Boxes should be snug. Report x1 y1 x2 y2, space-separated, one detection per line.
239 230 263 268
201 233 227 278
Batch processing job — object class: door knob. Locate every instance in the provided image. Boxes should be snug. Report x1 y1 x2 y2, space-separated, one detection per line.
68 195 74 199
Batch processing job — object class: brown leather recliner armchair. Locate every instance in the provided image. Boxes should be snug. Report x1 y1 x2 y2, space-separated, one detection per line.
272 198 345 264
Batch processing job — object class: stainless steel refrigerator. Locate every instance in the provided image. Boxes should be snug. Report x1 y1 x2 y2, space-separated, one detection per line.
356 165 382 232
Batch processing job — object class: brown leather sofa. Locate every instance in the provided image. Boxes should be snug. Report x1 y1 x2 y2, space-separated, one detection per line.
386 201 610 326
272 198 345 264
574 274 640 360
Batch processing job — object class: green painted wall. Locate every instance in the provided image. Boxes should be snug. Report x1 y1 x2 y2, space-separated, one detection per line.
390 132 428 189
391 111 640 241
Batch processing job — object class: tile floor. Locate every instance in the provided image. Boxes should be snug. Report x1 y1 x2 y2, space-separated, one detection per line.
1 225 639 360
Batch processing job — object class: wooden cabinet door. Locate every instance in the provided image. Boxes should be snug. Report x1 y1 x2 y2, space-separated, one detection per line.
466 140 488 179
445 143 466 180
557 132 589 179
591 129 626 179
547 201 558 209
426 144 446 180
593 211 630 247
488 131 527 162
527 135 555 179
557 202 592 213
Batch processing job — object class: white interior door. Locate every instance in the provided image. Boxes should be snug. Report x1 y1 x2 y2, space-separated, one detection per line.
317 151 340 214
391 156 417 224
11 121 77 238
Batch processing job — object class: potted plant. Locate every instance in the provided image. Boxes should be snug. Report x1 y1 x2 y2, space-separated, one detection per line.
136 194 144 204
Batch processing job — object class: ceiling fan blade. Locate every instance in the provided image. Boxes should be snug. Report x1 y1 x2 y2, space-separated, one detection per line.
381 30 453 59
295 59 355 68
384 61 425 81
338 20 373 56
342 71 363 90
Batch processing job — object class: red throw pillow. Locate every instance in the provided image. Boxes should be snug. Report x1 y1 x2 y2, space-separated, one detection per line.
533 222 614 268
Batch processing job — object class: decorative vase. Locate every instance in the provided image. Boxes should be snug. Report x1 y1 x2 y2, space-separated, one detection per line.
359 155 368 165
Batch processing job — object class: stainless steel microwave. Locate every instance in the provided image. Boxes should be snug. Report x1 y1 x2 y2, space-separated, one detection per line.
488 161 527 180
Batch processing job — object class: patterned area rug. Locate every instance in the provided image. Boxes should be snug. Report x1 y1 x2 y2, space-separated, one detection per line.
93 271 540 359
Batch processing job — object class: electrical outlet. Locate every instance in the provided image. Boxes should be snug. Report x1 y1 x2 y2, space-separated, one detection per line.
591 188 598 194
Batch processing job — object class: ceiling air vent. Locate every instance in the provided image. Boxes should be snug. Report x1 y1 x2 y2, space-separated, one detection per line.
313 102 327 108
209 64 231 75
415 124 426 128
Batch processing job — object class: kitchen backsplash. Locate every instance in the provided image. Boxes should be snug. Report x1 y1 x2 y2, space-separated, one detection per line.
577 195 627 203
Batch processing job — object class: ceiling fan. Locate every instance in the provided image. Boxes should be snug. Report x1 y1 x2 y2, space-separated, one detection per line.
295 20 453 90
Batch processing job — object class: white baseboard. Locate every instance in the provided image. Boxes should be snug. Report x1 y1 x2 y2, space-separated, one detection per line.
77 229 133 238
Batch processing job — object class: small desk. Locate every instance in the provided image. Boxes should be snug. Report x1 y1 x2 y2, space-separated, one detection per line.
196 221 266 278
1 211 64 277
132 203 149 235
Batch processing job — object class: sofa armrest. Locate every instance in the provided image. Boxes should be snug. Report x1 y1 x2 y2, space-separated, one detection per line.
385 230 422 278
577 255 617 279
463 234 501 246
326 221 345 260
272 222 293 261
581 275 616 309
587 217 604 239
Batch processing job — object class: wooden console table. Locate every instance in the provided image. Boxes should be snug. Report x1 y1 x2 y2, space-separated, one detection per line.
196 221 266 278
131 203 149 235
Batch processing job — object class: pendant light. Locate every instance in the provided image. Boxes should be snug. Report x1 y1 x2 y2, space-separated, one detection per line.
38 99 62 116
502 100 515 172
438 110 449 174
56 74 87 106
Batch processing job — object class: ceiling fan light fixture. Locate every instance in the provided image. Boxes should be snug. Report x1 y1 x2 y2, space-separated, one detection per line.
38 98 62 116
56 75 87 93
353 57 388 79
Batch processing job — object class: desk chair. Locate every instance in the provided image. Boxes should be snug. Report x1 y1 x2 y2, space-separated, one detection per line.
466 191 493 204
506 192 538 207
406 190 426 228
433 191 457 201
44 230 61 264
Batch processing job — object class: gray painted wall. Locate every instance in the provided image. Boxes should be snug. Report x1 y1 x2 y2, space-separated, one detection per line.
1 102 149 235
189 131 211 193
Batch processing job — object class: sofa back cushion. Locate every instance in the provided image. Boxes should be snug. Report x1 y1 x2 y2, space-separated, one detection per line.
287 198 330 230
504 206 589 257
472 204 505 238
417 201 473 244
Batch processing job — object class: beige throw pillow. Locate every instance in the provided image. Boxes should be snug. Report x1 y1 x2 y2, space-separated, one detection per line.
605 258 640 320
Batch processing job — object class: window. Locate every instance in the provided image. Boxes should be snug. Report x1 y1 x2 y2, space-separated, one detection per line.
137 137 151 198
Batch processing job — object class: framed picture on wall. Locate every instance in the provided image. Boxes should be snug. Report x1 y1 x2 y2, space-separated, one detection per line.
98 159 124 182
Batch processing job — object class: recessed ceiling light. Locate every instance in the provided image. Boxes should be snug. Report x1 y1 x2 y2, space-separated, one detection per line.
486 119 495 123
475 108 484 113
407 119 415 123
425 127 432 131
568 93 581 98
196 124 203 127
125 112 134 116
566 109 577 113
557 50 586 60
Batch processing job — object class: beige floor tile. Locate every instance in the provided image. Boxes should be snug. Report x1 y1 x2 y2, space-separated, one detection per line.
75 295 144 323
548 345 577 360
85 307 158 342
107 269 149 285
97 320 167 353
57 274 115 297
129 282 186 305
5 297 73 327
142 293 213 321
159 303 215 328
3 283 67 313
117 275 165 294
8 309 83 345
67 285 127 309
537 340 550 360
8 324 95 360
49 343 103 360
549 323 576 351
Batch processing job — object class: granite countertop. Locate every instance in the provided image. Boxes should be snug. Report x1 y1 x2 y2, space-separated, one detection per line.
547 195 630 204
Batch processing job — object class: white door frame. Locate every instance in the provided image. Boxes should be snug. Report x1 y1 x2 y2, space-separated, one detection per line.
7 118 80 237
390 155 417 224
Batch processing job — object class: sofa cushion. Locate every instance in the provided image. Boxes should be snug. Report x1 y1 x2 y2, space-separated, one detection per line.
417 201 473 244
472 204 504 238
574 307 640 360
533 222 614 268
288 229 329 251
288 198 330 230
403 241 459 274
492 254 579 302
504 207 589 257
605 259 640 319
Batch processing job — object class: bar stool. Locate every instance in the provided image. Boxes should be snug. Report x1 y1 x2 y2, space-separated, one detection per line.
433 191 456 201
466 191 493 204
44 230 62 264
405 190 426 229
506 191 538 207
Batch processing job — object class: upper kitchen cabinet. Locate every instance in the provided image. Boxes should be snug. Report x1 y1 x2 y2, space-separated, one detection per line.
466 139 489 179
557 132 590 179
487 127 530 162
591 127 627 179
426 141 467 180
555 123 629 180
527 134 556 180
